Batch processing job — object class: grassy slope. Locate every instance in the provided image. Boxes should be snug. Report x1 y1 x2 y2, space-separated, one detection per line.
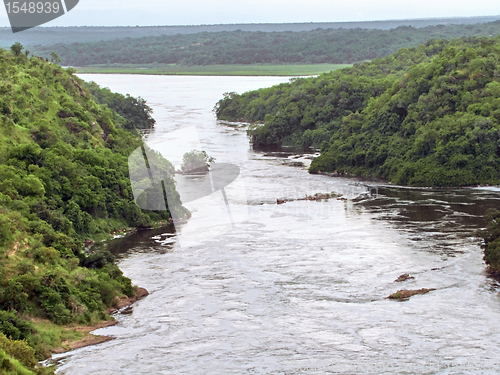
0 47 184 372
74 64 352 76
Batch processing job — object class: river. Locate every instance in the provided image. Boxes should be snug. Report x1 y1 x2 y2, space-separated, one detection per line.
52 74 500 374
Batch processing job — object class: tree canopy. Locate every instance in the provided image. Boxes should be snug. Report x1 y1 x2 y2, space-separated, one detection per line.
216 37 500 187
0 44 186 371
82 81 156 131
32 21 500 66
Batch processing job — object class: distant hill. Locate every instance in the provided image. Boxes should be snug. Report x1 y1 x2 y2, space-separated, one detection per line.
1 15 500 48
32 21 500 66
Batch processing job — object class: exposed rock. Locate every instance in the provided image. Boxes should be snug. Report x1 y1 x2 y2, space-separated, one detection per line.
70 78 86 97
387 288 436 300
107 287 149 314
183 166 209 174
301 192 339 201
136 225 153 231
395 273 415 282
275 192 341 205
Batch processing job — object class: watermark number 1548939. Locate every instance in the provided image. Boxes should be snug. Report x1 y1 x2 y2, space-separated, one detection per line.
3 0 79 33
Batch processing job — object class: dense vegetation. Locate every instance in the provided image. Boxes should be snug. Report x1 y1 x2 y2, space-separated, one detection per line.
2 16 499 49
0 44 185 371
216 36 500 187
482 209 500 274
82 81 156 131
32 21 500 67
181 150 214 173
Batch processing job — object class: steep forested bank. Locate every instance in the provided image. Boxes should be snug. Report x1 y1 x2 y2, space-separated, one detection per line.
32 21 500 67
482 209 500 274
0 44 185 373
215 36 500 187
81 81 156 131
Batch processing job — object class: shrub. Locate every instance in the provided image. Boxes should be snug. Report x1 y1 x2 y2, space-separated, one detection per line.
81 250 115 269
482 209 500 273
0 311 33 342
0 332 37 371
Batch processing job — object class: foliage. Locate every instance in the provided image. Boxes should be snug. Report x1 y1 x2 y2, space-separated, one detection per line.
0 44 184 364
80 250 116 269
1 17 500 48
181 150 215 173
81 81 155 130
482 209 500 273
31 21 500 66
217 37 500 187
0 332 54 374
215 42 429 147
10 43 23 57
0 311 34 342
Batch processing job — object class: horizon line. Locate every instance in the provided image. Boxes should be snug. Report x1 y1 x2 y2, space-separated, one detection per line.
1 14 499 29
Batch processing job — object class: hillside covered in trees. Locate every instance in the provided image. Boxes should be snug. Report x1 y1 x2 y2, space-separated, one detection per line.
215 36 500 187
2 16 500 48
33 21 500 66
81 81 156 131
0 44 185 373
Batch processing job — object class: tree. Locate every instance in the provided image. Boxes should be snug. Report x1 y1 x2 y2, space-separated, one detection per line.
50 52 61 64
181 150 215 173
10 42 23 57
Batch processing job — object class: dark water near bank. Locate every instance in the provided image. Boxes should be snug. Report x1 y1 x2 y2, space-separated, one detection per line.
52 75 500 374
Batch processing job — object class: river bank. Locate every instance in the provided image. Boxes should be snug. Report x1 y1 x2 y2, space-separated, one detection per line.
39 287 150 366
37 223 164 365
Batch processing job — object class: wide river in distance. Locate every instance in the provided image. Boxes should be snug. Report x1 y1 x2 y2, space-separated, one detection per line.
52 74 500 374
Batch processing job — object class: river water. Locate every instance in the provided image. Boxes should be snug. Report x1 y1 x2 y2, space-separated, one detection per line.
52 74 500 374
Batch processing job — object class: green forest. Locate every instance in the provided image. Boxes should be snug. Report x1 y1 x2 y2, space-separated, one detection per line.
0 44 186 373
32 21 500 67
2 16 499 48
215 36 500 187
81 81 156 130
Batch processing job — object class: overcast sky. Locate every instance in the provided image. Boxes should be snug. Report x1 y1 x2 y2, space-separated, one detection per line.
1 0 500 27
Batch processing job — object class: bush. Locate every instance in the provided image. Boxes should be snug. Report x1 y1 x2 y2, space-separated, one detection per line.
0 311 33 342
0 332 37 371
81 250 115 269
482 209 500 273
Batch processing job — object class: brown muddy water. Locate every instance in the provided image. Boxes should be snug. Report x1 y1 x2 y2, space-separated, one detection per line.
49 75 500 374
